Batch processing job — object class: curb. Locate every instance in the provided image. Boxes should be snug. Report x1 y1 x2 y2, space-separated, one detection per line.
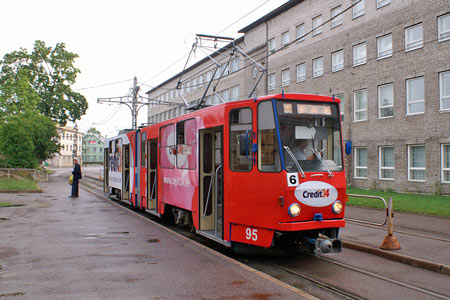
0 189 42 193
343 240 450 276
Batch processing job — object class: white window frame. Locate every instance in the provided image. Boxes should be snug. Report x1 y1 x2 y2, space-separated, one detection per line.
296 63 306 82
281 68 290 87
352 0 365 19
353 42 367 66
377 33 393 59
230 85 240 101
296 23 305 42
378 83 394 118
442 144 450 183
379 146 395 180
332 50 344 72
353 89 367 121
354 147 368 179
268 73 276 91
230 56 239 73
335 93 344 122
405 23 423 51
312 15 323 36
312 57 323 78
377 0 391 9
268 38 275 53
281 31 290 47
408 145 426 182
438 13 450 42
439 71 450 111
406 77 425 115
331 6 343 28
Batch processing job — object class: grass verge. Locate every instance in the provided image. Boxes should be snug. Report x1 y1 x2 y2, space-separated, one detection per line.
0 175 39 191
347 187 450 218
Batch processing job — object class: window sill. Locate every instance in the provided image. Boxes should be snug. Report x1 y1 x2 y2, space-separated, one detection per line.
353 62 367 67
379 177 395 181
378 115 394 120
332 68 344 73
408 179 426 183
377 54 392 60
439 109 450 113
353 119 367 123
405 46 423 53
406 112 425 116
353 176 368 180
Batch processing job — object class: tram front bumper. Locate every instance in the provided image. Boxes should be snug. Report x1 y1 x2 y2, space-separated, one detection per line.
277 219 345 231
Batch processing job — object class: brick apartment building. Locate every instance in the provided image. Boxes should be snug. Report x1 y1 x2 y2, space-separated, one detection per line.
146 0 450 194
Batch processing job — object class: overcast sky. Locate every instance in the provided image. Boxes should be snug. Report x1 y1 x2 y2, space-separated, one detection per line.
1 0 287 137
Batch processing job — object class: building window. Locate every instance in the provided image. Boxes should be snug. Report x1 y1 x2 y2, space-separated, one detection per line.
268 38 275 53
353 43 367 66
296 63 306 82
406 77 425 115
230 85 240 101
438 13 450 42
198 75 204 88
377 0 391 8
268 73 276 90
408 145 426 181
377 33 393 59
332 50 344 72
312 15 323 36
281 31 290 47
379 146 394 180
378 83 394 118
354 89 367 121
230 56 239 73
205 70 212 83
354 147 368 178
331 6 343 28
405 23 423 51
352 0 365 19
439 71 450 111
281 69 290 87
442 144 450 183
335 93 344 122
312 57 323 78
296 23 305 42
220 89 229 102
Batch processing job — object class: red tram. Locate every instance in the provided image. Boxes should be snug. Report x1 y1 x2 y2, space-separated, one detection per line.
103 93 347 253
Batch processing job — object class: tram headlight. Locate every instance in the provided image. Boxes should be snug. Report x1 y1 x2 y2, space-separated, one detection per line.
288 203 301 217
332 200 343 214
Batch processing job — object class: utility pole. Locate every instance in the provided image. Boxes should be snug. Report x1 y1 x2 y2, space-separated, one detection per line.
97 76 148 130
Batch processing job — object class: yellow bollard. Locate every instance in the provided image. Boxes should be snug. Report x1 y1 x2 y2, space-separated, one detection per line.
380 197 401 250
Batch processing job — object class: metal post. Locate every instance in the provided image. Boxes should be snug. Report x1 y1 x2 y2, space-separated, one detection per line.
380 197 401 250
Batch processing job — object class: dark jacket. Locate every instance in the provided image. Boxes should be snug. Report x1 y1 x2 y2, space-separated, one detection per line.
72 163 82 180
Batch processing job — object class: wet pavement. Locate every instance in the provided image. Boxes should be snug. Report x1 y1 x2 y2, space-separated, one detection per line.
0 168 309 300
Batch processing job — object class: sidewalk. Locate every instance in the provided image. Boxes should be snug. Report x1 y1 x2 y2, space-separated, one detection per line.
0 171 311 300
341 206 450 273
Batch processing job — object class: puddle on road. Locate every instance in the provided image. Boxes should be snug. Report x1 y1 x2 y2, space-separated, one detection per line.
0 203 25 207
147 238 160 243
0 218 10 221
0 292 25 297
107 232 129 235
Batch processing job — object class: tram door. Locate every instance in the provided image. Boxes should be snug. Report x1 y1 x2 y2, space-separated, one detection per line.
123 144 130 200
103 148 109 193
199 127 223 238
147 139 158 211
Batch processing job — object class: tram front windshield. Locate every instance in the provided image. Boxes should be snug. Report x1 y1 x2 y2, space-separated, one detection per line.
277 101 343 173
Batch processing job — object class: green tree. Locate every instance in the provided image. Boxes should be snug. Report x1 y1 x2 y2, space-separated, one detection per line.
0 40 88 125
87 127 102 136
0 111 58 168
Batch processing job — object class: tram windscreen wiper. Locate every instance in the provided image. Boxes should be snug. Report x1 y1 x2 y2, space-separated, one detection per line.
311 147 334 177
283 146 305 178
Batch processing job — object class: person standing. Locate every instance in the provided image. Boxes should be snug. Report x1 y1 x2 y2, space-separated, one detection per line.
70 158 82 197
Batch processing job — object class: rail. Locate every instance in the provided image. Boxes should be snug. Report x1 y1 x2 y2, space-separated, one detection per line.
346 194 388 227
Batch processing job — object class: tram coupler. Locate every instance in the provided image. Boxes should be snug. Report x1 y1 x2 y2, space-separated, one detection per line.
314 238 343 255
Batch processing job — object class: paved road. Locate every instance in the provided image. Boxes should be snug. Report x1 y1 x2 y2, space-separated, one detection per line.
0 168 311 300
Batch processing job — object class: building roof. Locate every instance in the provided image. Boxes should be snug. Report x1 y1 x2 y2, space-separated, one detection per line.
238 0 304 33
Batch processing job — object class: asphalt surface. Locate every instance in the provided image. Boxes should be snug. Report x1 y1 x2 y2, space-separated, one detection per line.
0 168 311 300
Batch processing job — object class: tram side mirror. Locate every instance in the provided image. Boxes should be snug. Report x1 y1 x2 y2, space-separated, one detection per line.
239 130 252 156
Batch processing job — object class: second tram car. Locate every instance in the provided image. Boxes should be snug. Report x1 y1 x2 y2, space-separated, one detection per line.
104 93 347 253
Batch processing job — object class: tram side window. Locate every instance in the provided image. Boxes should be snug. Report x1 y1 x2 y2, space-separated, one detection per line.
176 118 196 170
258 101 281 172
229 108 252 171
141 132 146 167
160 124 176 169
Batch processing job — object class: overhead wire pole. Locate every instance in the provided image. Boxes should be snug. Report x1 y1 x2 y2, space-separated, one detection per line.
97 76 149 130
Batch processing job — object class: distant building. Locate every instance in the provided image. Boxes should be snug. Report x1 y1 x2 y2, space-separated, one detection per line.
82 134 104 165
49 125 83 167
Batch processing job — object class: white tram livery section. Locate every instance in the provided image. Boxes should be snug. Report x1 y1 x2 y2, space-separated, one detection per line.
106 133 132 191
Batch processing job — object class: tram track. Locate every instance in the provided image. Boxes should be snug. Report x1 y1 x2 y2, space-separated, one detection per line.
80 177 450 300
